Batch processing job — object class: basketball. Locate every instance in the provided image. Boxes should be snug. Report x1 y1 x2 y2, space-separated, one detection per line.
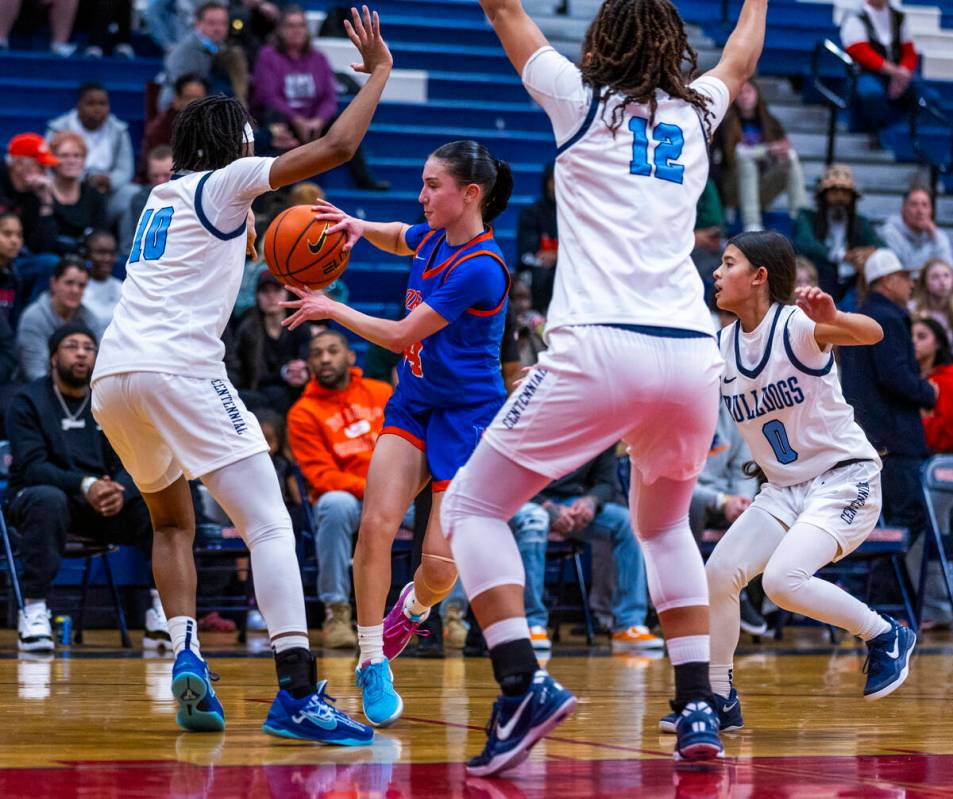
262 204 350 290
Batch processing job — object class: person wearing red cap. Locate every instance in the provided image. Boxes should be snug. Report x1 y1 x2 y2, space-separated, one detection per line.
0 134 62 310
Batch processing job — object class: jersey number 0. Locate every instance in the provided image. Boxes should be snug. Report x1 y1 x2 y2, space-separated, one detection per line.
129 206 175 263
628 117 685 185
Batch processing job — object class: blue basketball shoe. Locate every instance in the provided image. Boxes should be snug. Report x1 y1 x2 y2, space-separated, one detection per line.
673 699 724 762
356 659 403 727
171 650 225 732
659 689 743 734
863 616 916 701
466 670 577 777
262 680 374 745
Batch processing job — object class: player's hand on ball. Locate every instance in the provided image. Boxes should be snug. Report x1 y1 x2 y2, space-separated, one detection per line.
281 286 339 330
345 5 392 74
312 200 363 252
794 286 838 325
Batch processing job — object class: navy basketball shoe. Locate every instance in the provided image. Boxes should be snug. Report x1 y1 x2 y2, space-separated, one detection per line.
262 679 374 745
171 650 225 732
467 670 577 777
863 616 916 700
673 699 724 762
659 688 743 734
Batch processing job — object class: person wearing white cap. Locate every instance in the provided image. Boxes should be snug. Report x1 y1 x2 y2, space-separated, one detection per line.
841 246 939 582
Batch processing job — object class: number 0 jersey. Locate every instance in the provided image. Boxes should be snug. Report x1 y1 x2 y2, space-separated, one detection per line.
395 223 510 408
92 157 275 384
522 47 731 337
718 304 880 487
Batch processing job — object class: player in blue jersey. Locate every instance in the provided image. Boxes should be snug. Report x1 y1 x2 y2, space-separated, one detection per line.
282 139 513 727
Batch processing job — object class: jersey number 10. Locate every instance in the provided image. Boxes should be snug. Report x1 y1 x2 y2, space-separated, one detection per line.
129 206 175 263
628 117 685 185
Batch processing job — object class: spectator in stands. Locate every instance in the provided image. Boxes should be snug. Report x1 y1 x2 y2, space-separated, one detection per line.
225 270 311 413
77 0 134 58
914 317 953 453
138 75 207 182
840 0 926 133
693 177 725 288
7 322 168 653
81 230 122 328
795 256 819 290
0 313 16 435
0 212 25 326
841 249 936 542
46 83 137 226
286 330 394 649
712 79 807 232
0 0 78 56
510 278 546 368
143 0 194 54
123 145 173 253
0 133 60 256
793 164 883 301
16 255 102 381
48 132 107 255
251 6 387 190
910 258 953 342
880 187 952 274
512 447 662 652
158 2 248 111
517 161 558 313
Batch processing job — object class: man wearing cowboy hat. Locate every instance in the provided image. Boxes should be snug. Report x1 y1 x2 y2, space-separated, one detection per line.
793 164 884 300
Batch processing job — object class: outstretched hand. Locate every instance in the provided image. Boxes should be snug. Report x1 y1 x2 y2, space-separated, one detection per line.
794 285 838 325
281 285 341 331
344 5 392 74
312 199 364 252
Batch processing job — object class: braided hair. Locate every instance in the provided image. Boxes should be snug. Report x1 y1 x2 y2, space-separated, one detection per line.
171 94 253 172
580 0 713 136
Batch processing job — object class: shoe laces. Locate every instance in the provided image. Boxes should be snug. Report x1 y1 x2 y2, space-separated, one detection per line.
357 662 385 698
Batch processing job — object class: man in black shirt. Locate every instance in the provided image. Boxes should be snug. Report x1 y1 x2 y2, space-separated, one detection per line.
6 322 167 652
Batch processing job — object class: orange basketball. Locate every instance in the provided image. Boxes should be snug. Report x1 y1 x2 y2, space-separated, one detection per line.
262 204 349 290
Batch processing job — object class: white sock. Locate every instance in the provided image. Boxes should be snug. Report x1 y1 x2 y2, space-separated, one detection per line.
149 589 163 611
25 598 47 614
358 623 384 664
859 614 892 642
710 663 732 698
168 616 201 658
666 634 710 665
272 634 310 654
404 587 431 621
484 617 531 649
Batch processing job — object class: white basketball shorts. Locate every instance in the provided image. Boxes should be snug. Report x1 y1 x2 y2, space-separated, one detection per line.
752 459 882 560
482 324 724 485
92 372 268 493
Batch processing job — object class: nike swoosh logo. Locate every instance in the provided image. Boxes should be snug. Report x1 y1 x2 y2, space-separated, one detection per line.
293 708 337 730
496 694 533 741
722 701 737 712
307 226 329 254
723 376 737 384
887 633 900 659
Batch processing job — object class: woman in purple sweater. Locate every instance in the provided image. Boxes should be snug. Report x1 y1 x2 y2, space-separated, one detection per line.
252 5 388 190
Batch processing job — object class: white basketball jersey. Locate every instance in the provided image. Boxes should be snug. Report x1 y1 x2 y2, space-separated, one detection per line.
93 156 275 383
718 304 880 487
522 47 731 336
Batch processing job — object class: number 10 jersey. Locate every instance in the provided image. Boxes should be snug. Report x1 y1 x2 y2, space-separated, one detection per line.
718 303 880 488
93 156 275 384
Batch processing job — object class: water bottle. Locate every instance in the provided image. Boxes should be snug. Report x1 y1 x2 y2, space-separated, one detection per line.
55 615 72 646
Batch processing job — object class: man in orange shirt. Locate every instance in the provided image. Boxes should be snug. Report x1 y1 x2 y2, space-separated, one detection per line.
287 330 393 648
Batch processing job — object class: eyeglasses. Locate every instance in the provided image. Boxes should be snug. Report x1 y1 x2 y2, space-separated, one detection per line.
59 343 98 353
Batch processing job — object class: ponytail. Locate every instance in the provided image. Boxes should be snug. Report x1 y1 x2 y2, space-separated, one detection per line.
429 140 512 223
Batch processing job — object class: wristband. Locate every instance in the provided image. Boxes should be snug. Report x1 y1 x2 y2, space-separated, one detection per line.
81 476 97 496
716 492 727 514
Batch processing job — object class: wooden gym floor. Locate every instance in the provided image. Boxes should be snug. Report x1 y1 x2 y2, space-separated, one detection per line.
2 628 953 798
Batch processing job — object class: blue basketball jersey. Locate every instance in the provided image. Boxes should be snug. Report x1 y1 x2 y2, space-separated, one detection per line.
395 223 510 408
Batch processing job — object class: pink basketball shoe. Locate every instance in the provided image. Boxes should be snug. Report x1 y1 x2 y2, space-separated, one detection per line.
382 582 428 660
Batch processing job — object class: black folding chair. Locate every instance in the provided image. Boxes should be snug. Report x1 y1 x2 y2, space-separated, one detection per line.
918 456 953 631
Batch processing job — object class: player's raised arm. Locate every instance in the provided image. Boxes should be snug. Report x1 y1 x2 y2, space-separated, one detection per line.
269 5 392 188
479 0 549 75
311 199 413 256
704 0 769 102
795 286 884 347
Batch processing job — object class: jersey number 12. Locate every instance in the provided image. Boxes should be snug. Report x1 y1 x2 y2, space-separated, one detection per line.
129 206 174 263
629 117 685 185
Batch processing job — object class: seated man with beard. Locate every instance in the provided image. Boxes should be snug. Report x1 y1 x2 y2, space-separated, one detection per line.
6 322 166 652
